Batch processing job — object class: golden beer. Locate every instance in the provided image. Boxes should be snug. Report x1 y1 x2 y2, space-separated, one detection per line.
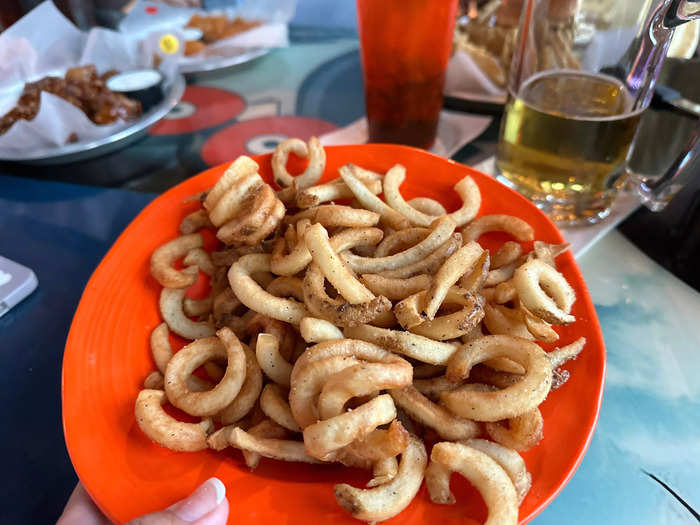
496 70 643 224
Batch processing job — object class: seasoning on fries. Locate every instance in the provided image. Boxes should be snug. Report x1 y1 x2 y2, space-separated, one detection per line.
135 137 585 523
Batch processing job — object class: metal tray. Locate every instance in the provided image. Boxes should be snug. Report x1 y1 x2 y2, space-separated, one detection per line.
178 47 270 74
0 74 186 165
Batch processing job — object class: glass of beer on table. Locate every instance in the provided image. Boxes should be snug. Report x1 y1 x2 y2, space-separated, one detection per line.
496 0 700 225
356 0 459 149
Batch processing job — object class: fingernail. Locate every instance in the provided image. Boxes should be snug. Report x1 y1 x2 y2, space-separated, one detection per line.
170 477 226 521
209 477 226 505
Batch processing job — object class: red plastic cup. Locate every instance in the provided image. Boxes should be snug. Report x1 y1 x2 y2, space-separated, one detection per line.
357 0 458 149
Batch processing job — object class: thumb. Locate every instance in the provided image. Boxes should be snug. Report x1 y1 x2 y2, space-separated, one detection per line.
128 478 229 525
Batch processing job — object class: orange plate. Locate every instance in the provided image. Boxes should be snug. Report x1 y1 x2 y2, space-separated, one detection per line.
62 145 605 525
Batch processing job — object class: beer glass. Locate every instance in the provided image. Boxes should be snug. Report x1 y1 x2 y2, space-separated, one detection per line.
496 0 700 225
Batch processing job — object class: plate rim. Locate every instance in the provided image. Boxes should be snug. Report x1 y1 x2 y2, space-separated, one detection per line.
178 47 271 74
62 144 606 524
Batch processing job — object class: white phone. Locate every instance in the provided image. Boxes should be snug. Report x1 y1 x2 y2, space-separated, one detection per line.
0 255 38 318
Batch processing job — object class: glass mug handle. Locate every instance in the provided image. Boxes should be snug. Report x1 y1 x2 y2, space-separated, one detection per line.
629 0 700 211
626 126 700 212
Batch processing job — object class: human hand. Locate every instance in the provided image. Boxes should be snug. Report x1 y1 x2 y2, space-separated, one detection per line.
57 478 229 525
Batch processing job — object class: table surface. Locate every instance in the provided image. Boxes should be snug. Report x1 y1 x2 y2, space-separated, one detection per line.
1 33 699 525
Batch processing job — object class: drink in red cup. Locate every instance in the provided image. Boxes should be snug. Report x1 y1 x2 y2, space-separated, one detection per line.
357 0 458 149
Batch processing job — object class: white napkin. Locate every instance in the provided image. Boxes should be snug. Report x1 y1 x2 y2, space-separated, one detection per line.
320 110 493 159
0 1 158 156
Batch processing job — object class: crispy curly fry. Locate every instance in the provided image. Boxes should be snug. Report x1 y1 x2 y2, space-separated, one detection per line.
204 156 259 211
241 419 290 469
374 228 429 257
491 241 522 270
485 408 544 452
379 232 462 279
390 386 479 441
229 254 308 324
383 166 481 227
159 282 215 340
300 317 344 343
394 289 485 340
513 259 576 324
179 209 213 234
305 223 377 304
272 137 325 190
485 257 524 287
457 250 489 293
443 335 552 421
143 370 164 390
215 184 285 246
290 339 401 428
342 420 410 465
483 302 535 340
150 234 203 288
423 242 484 320
461 214 534 242
521 301 559 342
183 295 213 318
255 333 293 387
287 205 380 228
413 375 462 399
135 389 213 452
271 220 312 276
429 442 518 523
228 427 322 464
492 280 518 304
266 276 305 302
465 438 532 504
367 456 398 487
303 263 392 328
304 394 397 460
164 328 246 416
447 176 482 226
334 436 427 523
297 178 382 208
217 342 263 425
407 197 446 216
344 324 457 365
340 164 409 230
246 312 296 360
425 460 456 504
150 322 173 374
318 358 412 420
548 337 585 368
183 248 215 276
342 216 456 274
533 241 571 267
207 170 263 227
260 384 301 432
360 274 431 301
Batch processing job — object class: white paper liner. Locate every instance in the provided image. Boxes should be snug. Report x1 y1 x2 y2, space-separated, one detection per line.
0 1 167 156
